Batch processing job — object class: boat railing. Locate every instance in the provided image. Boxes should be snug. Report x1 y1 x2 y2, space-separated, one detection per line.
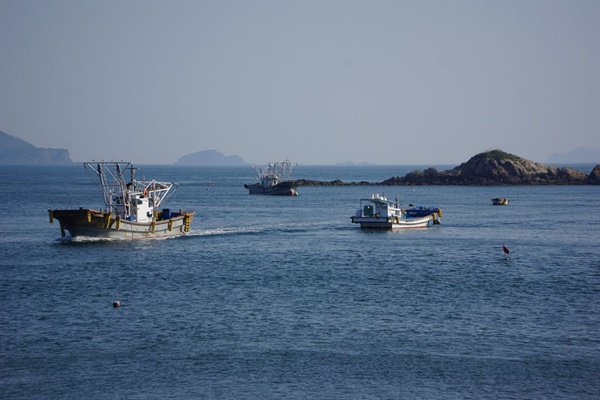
84 161 177 218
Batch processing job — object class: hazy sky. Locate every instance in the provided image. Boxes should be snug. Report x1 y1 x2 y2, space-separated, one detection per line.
1 1 598 165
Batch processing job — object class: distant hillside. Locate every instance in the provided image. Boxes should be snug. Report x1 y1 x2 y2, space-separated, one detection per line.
174 149 249 166
547 147 599 164
0 131 72 164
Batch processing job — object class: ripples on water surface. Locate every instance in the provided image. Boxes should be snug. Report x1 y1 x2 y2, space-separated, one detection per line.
1 165 599 399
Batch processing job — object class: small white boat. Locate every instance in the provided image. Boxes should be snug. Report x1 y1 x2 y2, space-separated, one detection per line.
49 162 194 239
244 159 300 196
350 194 435 229
492 197 509 205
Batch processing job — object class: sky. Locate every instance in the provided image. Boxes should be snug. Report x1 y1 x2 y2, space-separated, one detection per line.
1 1 599 165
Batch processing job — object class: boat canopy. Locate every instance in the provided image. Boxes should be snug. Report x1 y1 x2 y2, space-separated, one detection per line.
84 161 178 221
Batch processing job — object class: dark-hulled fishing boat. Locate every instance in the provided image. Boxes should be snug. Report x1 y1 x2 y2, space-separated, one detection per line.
49 161 194 239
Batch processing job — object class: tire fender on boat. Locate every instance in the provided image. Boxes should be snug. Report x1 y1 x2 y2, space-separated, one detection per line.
104 212 112 229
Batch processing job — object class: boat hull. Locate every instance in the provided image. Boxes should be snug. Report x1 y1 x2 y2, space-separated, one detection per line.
244 181 299 196
405 207 442 224
49 209 194 239
405 206 441 217
351 215 432 229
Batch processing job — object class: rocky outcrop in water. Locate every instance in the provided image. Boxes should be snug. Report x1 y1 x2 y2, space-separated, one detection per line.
297 179 366 186
382 151 594 186
300 150 599 186
588 165 600 185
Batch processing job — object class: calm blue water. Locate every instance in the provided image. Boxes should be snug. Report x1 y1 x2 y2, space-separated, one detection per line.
1 164 599 399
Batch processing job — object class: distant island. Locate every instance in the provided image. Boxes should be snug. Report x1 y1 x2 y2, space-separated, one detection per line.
547 147 599 164
298 150 600 186
0 131 72 164
174 149 249 166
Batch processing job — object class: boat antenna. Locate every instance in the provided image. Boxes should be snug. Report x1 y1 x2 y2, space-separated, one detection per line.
130 164 137 183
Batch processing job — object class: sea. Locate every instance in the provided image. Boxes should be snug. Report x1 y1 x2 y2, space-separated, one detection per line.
1 163 599 399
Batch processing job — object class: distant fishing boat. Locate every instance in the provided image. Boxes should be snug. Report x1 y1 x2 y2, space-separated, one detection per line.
351 194 437 229
492 197 509 205
244 159 301 196
49 161 194 239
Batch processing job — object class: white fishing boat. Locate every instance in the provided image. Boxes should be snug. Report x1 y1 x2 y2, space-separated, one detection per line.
49 161 194 239
244 159 300 196
351 194 436 229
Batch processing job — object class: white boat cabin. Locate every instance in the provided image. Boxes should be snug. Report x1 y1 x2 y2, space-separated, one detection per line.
355 194 404 219
112 191 154 223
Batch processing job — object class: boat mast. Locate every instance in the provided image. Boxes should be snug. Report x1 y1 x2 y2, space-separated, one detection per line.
114 163 129 216
281 158 297 181
85 161 133 214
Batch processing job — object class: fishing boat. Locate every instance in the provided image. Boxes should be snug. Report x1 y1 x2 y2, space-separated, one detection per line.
492 197 509 205
351 194 437 229
49 161 194 239
405 205 442 222
244 159 300 196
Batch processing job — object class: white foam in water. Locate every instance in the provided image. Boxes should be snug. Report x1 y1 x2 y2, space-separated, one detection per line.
189 227 264 236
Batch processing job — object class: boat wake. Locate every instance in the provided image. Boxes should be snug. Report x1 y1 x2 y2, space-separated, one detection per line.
56 226 285 242
189 220 350 237
55 234 181 244
56 236 117 244
187 227 265 237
